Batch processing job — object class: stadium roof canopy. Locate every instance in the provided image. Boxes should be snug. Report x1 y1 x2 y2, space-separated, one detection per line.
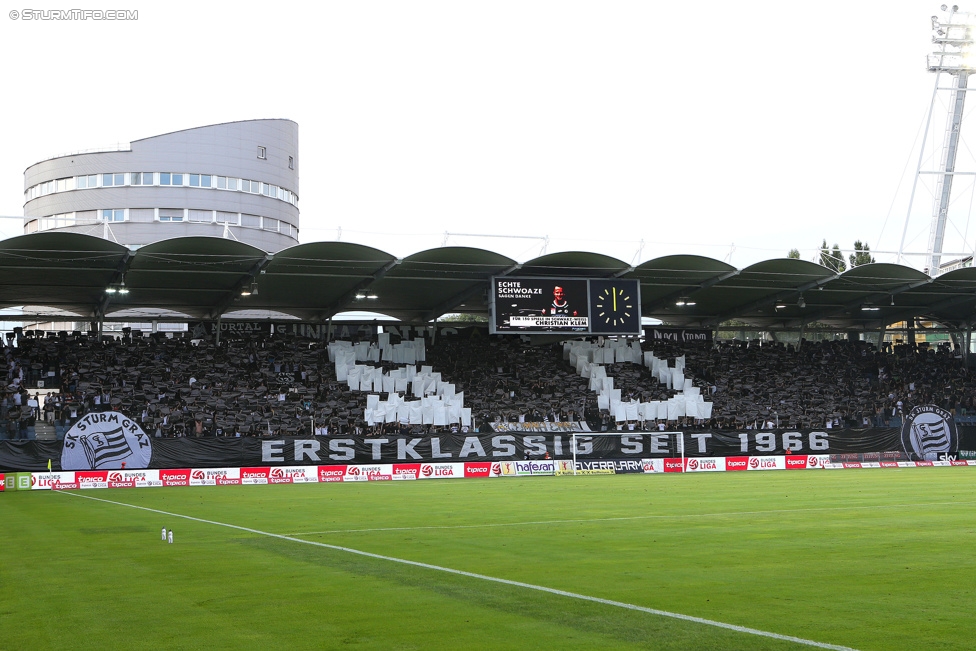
3 232 976 331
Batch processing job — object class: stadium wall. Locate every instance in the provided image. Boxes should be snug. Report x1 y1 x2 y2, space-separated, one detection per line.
3 428 975 473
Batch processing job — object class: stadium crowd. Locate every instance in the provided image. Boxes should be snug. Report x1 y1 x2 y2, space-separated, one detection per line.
0 327 972 440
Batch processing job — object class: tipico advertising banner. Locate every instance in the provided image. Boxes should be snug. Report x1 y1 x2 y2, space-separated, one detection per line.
13 456 975 493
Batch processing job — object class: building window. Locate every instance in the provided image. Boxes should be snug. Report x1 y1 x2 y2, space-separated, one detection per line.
30 170 294 207
158 209 184 222
34 212 79 232
257 146 267 160
288 156 294 170
101 209 125 222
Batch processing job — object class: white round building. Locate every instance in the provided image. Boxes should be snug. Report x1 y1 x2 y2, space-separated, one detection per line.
22 119 299 252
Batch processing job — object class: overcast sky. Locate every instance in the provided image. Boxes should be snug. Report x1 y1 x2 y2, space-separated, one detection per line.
0 1 970 270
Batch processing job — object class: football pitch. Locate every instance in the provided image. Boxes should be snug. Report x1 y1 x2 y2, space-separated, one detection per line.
2 469 974 650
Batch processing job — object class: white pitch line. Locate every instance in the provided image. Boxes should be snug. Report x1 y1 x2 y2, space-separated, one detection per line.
282 500 976 536
58 490 858 651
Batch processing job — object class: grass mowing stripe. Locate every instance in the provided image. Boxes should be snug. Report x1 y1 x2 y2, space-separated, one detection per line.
58 490 859 651
282 499 976 536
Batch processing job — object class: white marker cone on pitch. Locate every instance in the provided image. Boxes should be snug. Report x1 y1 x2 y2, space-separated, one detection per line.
161 527 167 541
168 530 173 544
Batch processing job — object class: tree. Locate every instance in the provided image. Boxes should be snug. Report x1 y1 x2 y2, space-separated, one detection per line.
819 240 846 273
849 240 875 268
787 248 801 259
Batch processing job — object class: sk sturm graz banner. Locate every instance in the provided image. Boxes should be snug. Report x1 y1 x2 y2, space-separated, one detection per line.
490 277 641 335
1 424 970 472
60 412 152 471
900 404 959 461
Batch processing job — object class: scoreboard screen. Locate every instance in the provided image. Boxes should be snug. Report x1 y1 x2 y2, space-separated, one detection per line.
490 277 640 335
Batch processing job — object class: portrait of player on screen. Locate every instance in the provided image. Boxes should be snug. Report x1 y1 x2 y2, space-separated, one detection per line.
550 285 578 316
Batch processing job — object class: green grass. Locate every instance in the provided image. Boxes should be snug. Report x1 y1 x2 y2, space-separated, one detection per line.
2 469 976 650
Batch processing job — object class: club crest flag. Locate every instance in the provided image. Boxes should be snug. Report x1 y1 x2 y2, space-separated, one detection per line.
61 413 152 471
901 405 958 461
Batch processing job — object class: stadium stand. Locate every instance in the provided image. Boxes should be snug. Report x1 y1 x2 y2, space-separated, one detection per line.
0 328 972 441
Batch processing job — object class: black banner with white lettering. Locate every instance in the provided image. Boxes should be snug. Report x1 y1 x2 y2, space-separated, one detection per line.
187 321 343 340
3 427 974 471
185 321 485 342
644 327 713 344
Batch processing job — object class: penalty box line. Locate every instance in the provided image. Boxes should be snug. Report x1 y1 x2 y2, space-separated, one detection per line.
59 491 857 651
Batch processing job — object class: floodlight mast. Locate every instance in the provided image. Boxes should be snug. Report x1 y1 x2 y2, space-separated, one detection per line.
901 5 976 275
